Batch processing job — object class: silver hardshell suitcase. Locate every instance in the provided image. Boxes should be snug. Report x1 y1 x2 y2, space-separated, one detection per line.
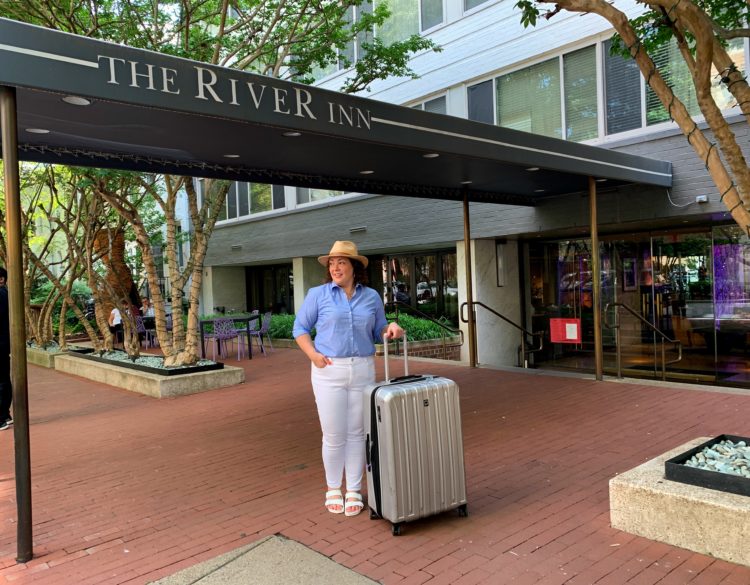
365 337 468 535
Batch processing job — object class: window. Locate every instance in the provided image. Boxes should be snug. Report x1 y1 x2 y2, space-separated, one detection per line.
339 7 356 68
246 264 294 314
250 183 272 214
238 183 250 216
381 250 458 323
226 182 241 219
217 192 228 222
497 58 562 139
176 225 185 267
413 95 447 115
467 80 494 124
356 2 374 61
272 185 286 209
376 0 452 42
647 39 700 125
484 37 746 142
464 0 489 11
296 188 346 205
218 182 285 221
647 37 745 125
421 0 443 31
713 38 745 110
604 38 642 135
311 2 374 81
564 46 598 141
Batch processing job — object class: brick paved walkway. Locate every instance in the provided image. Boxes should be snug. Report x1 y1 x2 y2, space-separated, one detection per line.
0 349 749 584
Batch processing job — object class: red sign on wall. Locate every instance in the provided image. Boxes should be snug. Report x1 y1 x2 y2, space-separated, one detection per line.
549 318 581 344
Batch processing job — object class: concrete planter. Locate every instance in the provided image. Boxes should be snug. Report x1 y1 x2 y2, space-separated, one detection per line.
55 354 245 399
27 346 65 369
610 437 750 567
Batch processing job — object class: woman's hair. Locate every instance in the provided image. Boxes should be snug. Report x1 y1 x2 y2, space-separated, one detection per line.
324 258 369 285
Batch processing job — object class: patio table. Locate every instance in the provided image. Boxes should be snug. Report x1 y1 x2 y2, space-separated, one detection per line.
199 314 260 360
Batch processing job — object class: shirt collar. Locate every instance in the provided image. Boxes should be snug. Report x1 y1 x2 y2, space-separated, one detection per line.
330 282 362 294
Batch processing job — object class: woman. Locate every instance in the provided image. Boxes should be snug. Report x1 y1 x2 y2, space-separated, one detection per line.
293 241 404 517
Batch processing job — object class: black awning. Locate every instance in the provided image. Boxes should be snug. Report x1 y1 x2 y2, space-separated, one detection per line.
0 17 671 204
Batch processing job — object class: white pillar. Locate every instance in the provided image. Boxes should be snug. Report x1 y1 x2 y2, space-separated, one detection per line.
209 266 247 313
458 239 522 367
200 267 214 316
293 256 326 312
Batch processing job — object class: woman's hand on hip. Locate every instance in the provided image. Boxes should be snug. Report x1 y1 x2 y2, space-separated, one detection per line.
311 352 333 368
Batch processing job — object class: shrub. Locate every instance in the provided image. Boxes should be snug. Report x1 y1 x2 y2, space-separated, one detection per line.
270 314 296 339
30 278 93 335
268 312 456 341
387 313 458 341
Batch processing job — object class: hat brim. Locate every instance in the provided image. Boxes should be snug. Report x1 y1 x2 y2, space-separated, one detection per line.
318 254 369 268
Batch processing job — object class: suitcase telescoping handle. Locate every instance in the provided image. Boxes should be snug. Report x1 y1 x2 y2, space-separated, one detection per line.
383 332 420 382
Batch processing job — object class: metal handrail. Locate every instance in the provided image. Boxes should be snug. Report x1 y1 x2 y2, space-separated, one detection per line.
460 301 543 368
385 301 464 359
604 302 682 380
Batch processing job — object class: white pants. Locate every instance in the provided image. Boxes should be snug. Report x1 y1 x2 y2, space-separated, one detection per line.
310 356 375 492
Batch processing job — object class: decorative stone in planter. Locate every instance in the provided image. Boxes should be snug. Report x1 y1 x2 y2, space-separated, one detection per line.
67 348 224 376
55 350 244 399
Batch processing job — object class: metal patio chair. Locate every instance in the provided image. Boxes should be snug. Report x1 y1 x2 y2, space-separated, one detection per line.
205 317 243 361
249 312 273 356
135 316 154 348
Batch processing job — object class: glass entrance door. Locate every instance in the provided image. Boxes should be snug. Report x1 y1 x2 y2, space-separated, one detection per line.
529 239 599 368
605 232 713 380
650 232 713 380
710 225 750 385
600 237 654 373
528 228 750 388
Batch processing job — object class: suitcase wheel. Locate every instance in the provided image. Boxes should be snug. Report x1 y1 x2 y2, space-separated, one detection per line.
369 507 380 520
458 504 468 517
391 523 402 536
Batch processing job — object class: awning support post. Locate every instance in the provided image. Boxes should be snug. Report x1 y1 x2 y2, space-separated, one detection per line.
463 193 477 367
1 85 34 563
589 176 603 381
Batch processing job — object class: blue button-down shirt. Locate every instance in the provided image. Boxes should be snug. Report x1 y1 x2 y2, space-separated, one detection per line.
293 282 388 357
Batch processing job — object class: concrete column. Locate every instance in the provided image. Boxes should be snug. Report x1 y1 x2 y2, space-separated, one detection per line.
200 267 214 316
475 239 522 367
209 267 247 313
293 256 326 312
456 239 470 363
457 238 522 367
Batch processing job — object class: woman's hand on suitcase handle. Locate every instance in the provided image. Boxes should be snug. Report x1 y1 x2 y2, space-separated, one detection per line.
382 322 405 340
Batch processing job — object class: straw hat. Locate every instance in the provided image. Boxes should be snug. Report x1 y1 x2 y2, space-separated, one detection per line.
318 240 369 268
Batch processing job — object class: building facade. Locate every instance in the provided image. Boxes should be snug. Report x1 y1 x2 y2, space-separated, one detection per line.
199 0 750 388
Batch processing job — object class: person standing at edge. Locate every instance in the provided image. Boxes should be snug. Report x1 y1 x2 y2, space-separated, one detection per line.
0 267 12 431
293 241 404 517
108 299 128 347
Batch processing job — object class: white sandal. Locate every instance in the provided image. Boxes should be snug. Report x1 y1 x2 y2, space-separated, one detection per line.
324 489 344 514
344 492 364 517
